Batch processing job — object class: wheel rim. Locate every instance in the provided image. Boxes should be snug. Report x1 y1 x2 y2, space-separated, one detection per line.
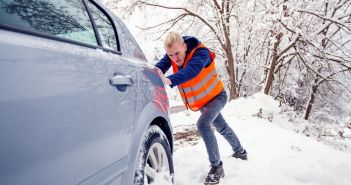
144 143 172 184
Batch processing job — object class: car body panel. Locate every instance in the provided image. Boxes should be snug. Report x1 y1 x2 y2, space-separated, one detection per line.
0 29 136 184
0 0 172 184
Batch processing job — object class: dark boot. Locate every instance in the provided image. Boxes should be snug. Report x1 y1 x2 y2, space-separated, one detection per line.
204 161 225 185
232 149 248 160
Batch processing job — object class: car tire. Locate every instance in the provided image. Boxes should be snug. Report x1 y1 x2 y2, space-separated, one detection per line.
134 125 174 185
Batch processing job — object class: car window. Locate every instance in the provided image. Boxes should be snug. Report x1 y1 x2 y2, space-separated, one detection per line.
85 0 118 51
0 0 97 45
114 18 146 60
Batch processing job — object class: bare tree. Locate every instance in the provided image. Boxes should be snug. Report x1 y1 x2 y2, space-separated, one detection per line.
296 0 351 119
236 0 351 120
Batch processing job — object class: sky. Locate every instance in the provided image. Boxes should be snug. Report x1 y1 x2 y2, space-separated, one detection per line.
169 93 351 185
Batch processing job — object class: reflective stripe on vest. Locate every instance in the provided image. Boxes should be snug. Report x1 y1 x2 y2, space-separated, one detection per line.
182 70 217 93
171 43 224 111
184 78 221 104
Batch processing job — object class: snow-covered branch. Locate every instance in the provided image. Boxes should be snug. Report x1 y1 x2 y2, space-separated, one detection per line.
277 36 300 59
136 13 188 30
137 0 226 48
297 9 351 32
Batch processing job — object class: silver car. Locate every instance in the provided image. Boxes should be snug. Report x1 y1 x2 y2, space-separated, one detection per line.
0 0 174 184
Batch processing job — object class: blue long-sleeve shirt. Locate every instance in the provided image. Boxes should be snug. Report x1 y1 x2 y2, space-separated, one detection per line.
155 36 211 88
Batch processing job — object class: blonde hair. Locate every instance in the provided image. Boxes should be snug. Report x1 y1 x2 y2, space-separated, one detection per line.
164 31 184 48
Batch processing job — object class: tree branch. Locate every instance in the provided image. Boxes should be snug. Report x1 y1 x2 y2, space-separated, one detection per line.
297 9 351 32
277 35 300 59
316 68 351 93
138 0 226 48
136 13 188 30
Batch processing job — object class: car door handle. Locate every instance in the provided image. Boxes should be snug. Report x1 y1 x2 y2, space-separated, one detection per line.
109 75 133 86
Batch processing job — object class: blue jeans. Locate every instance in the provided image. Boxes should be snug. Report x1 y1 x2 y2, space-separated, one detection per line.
197 90 244 166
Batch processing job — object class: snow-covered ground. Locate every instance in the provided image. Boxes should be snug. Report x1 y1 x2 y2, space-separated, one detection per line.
170 93 351 185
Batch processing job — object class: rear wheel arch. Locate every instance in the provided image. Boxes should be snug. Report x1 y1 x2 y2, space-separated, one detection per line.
122 102 173 185
150 117 173 153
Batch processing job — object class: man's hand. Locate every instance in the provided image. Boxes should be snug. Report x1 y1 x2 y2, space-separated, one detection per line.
156 67 172 85
156 67 163 76
163 77 172 85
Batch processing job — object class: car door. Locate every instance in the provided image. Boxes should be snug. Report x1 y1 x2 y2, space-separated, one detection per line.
0 0 138 184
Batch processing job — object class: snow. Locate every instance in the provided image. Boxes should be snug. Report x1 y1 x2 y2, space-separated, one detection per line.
344 128 351 137
225 93 280 119
170 93 351 185
169 100 183 107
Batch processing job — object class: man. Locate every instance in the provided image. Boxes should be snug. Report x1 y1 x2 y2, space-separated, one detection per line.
156 31 247 184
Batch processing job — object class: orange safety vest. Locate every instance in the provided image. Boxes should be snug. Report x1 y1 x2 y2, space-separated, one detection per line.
171 43 224 111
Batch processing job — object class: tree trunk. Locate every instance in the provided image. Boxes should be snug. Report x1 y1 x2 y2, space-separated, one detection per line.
304 83 318 120
264 32 283 94
222 1 237 100
237 66 247 97
226 48 237 99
